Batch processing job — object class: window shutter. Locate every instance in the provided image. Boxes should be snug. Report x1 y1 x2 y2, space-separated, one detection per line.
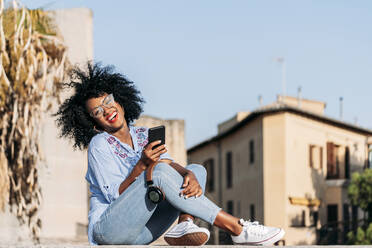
327 142 335 177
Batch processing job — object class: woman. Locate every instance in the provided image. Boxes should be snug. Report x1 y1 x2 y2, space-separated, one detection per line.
55 62 285 245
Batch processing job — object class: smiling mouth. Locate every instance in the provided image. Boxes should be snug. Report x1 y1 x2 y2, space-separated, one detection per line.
106 111 118 123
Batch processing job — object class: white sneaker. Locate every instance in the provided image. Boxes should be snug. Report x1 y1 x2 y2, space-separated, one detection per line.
231 219 285 245
164 218 210 246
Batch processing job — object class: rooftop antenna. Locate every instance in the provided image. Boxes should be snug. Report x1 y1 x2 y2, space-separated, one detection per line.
339 97 343 120
274 57 286 101
258 95 263 107
297 86 302 108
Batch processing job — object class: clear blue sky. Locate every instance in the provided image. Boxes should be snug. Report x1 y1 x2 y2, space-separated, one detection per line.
22 0 372 147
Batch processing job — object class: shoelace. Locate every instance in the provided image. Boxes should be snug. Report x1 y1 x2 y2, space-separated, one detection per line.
183 217 195 228
239 219 267 236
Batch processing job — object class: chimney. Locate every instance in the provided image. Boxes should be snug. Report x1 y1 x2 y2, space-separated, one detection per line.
339 97 343 120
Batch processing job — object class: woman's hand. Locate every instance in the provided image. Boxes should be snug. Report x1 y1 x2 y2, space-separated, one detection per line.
140 140 167 167
180 171 203 198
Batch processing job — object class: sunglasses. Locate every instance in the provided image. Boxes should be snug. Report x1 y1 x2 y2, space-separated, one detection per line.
89 94 115 118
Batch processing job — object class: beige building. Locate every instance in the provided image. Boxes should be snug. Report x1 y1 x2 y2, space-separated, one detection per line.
188 95 372 245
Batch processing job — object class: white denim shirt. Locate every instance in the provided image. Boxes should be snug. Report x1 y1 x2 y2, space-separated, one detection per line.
85 126 173 245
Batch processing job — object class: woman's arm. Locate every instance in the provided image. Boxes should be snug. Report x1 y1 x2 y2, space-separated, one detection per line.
161 160 203 198
160 160 188 176
118 160 147 195
118 140 166 195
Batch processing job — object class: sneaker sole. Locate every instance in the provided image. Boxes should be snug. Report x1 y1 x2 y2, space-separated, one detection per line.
165 232 209 246
233 228 285 246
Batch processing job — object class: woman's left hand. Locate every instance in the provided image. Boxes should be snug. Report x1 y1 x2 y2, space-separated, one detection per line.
180 171 203 198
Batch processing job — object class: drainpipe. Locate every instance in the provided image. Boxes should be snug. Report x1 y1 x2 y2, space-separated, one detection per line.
217 141 223 207
214 141 223 244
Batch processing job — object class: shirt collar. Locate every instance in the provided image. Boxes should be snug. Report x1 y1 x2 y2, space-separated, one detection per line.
129 125 139 152
104 125 138 153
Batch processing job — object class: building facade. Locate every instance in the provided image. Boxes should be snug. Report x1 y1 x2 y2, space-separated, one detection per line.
188 96 372 245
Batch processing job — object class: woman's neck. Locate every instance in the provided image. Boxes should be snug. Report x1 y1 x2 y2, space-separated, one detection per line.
110 123 134 149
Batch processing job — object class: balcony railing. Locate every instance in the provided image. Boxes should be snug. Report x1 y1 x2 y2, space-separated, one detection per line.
317 219 367 245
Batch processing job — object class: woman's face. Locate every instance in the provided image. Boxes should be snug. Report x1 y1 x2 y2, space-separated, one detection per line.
85 93 126 133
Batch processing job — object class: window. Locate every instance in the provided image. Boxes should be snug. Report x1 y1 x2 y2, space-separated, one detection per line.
320 147 323 169
311 211 319 227
309 145 315 168
227 200 234 215
327 204 338 227
250 204 255 220
327 142 340 179
226 152 232 188
343 204 350 234
368 145 372 169
345 147 350 179
309 145 323 169
203 159 215 192
301 210 306 227
249 140 254 164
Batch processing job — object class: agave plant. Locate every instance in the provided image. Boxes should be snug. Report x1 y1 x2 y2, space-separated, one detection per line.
0 0 69 240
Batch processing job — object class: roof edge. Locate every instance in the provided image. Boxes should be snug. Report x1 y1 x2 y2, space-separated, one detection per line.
188 106 372 153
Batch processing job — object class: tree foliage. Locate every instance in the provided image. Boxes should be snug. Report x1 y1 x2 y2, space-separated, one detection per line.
0 0 68 241
347 224 372 245
348 169 372 215
347 169 372 244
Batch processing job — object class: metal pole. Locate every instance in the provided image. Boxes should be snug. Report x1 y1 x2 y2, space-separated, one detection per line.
258 95 263 107
275 57 286 101
282 60 286 97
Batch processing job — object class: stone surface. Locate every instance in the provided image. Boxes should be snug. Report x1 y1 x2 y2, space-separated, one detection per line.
0 246 370 248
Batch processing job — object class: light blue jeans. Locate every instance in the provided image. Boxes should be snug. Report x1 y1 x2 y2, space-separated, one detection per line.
93 163 221 245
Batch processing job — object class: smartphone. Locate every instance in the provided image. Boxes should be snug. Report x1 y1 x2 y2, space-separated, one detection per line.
148 125 165 150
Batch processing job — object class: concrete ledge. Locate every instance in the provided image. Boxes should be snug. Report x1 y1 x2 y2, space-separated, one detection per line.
0 246 371 248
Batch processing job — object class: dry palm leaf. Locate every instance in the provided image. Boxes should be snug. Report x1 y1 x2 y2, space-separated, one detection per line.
0 0 69 241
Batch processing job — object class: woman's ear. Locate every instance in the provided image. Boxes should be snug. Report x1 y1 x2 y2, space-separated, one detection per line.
94 125 103 133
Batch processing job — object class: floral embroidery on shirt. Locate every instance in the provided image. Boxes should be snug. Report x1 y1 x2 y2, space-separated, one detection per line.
106 136 128 159
105 127 153 161
136 127 148 148
107 136 115 145
136 127 146 133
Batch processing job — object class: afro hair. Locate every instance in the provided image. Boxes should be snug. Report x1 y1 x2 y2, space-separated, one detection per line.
55 62 144 150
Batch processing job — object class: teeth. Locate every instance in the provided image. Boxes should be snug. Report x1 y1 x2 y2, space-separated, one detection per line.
109 112 117 121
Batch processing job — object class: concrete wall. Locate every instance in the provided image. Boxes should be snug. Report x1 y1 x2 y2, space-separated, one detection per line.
39 8 93 240
219 117 264 222
262 114 287 229
278 95 326 115
134 115 186 166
